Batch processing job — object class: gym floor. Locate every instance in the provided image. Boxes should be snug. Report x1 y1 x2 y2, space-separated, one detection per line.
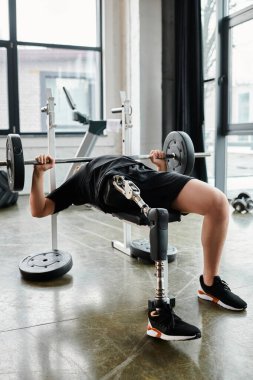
0 195 252 380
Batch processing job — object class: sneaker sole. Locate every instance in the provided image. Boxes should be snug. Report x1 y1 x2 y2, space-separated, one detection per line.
198 290 246 311
147 324 201 341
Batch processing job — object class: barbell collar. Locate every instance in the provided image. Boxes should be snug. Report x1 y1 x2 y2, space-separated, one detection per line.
111 107 122 114
194 152 211 158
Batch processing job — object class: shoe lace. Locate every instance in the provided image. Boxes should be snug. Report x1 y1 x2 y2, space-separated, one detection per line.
220 279 231 291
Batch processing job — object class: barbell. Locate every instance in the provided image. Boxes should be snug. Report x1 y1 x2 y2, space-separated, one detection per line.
0 131 210 192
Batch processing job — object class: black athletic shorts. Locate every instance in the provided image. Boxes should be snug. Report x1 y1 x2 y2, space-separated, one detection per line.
101 164 193 213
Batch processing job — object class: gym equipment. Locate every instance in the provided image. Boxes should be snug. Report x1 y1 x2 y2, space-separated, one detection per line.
18 90 73 281
63 86 89 125
128 130 197 261
0 132 210 192
111 92 134 258
110 93 178 262
12 90 208 279
0 170 18 208
5 134 25 193
19 250 73 281
231 192 253 213
163 131 195 175
62 87 107 180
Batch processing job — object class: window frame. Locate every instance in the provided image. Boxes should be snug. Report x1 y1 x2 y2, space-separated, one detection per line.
220 4 253 135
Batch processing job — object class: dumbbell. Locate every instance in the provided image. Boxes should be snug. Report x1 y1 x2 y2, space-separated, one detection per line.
231 192 253 213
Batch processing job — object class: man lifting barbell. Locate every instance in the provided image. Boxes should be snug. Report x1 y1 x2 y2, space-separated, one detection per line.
29 147 247 341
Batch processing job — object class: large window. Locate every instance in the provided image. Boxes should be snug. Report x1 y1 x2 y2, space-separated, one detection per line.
226 13 253 198
0 0 102 135
202 0 253 197
18 47 101 133
229 19 253 125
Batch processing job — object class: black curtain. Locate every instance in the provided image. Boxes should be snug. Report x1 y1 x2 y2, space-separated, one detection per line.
175 0 207 182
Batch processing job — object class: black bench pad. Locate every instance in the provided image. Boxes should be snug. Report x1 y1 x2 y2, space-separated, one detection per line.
112 209 181 226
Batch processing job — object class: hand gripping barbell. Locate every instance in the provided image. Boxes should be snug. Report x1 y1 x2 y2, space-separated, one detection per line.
0 131 210 192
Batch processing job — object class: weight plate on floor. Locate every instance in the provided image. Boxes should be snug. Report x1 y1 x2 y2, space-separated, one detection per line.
130 239 177 263
231 199 247 213
247 199 253 211
237 192 251 200
163 131 195 175
6 134 25 192
19 250 73 281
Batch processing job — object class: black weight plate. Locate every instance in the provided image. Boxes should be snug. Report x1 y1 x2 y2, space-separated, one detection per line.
0 171 19 208
237 192 251 200
232 199 247 213
19 250 73 281
6 134 25 192
246 199 253 210
163 131 195 175
130 239 177 263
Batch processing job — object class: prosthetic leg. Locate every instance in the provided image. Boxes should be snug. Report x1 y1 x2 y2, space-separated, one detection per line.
113 176 201 340
113 175 175 310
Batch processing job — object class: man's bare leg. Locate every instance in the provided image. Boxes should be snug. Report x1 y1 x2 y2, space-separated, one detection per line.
171 179 229 286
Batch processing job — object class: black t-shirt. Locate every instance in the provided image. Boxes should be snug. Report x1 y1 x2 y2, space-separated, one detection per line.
46 155 142 213
46 155 192 214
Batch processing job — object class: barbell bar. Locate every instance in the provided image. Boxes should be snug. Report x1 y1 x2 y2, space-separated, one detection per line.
0 152 210 167
0 131 210 192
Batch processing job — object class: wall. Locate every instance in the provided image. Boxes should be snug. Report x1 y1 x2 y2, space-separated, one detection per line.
103 0 162 155
139 0 162 154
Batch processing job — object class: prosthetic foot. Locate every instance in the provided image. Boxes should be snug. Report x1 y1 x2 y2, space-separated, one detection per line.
147 303 201 341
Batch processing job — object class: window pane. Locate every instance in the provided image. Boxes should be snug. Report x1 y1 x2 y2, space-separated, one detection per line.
18 47 101 133
227 135 253 199
229 20 253 124
201 0 216 79
0 0 9 40
16 0 98 47
204 81 215 185
0 48 9 130
228 0 253 15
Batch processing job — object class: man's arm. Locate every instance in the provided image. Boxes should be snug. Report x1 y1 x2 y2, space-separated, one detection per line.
30 154 55 217
149 150 167 172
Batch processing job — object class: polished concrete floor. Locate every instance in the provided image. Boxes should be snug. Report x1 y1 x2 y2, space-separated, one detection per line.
0 195 252 380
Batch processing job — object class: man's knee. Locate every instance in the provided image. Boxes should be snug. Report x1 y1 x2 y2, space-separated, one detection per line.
209 189 229 220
